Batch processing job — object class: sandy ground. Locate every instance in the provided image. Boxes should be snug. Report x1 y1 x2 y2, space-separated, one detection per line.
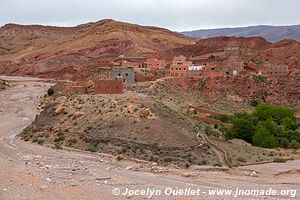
0 76 299 200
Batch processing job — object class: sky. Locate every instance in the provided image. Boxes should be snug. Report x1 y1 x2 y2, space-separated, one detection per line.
1 0 300 31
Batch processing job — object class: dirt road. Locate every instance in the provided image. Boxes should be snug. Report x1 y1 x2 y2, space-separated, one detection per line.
0 76 299 200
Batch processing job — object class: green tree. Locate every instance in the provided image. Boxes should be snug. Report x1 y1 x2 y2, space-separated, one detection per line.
252 125 278 148
282 117 296 130
253 104 295 124
229 118 255 143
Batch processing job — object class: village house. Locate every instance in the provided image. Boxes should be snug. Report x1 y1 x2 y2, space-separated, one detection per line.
188 65 204 77
224 46 240 57
121 60 141 69
147 58 166 70
94 80 124 94
115 56 146 69
169 55 192 77
227 59 244 75
63 84 86 95
112 66 135 84
202 66 229 77
269 65 289 76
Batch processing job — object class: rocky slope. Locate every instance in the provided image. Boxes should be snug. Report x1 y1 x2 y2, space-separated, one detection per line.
22 92 219 167
152 75 300 112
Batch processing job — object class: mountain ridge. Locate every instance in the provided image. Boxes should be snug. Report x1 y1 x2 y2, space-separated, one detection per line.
181 24 300 42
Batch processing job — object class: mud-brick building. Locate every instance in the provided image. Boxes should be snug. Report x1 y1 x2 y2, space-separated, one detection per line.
93 80 124 94
63 84 86 95
202 66 229 77
269 65 289 76
112 67 135 84
147 58 166 70
224 46 240 57
227 59 244 75
169 55 192 77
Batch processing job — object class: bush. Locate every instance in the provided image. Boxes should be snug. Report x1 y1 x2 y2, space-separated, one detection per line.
47 88 54 96
279 138 289 149
215 114 231 123
253 75 266 83
252 125 278 148
208 55 216 60
250 99 260 107
236 157 246 163
273 158 287 163
290 140 300 149
89 144 98 152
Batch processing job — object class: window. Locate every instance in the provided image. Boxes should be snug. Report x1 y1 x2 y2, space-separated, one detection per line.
125 73 128 76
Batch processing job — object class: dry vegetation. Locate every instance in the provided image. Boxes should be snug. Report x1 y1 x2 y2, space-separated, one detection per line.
212 138 300 166
0 79 8 91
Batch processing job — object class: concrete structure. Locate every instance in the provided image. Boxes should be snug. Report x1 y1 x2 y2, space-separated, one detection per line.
147 58 166 70
169 55 192 77
188 66 204 77
269 65 289 76
112 67 135 84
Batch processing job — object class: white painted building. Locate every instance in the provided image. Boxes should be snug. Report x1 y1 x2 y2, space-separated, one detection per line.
188 66 204 71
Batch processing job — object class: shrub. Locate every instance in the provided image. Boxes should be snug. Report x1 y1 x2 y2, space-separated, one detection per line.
252 125 278 148
253 75 266 83
279 138 290 149
236 157 246 163
250 99 260 107
215 114 231 123
290 140 300 149
208 55 216 60
273 158 287 163
89 144 98 152
47 88 54 96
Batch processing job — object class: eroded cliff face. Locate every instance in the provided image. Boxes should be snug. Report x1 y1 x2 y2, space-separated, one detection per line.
160 75 300 111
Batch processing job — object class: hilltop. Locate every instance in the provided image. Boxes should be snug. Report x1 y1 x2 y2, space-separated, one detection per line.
0 19 194 78
182 24 300 42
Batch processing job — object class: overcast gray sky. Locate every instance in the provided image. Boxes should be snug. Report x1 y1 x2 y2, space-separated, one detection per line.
1 0 300 31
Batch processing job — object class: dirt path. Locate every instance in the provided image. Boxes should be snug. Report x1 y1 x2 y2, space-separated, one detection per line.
200 133 232 167
0 76 299 200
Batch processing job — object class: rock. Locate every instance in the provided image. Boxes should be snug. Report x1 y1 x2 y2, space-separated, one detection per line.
182 172 196 177
40 185 48 189
70 183 77 187
125 166 133 170
45 177 52 182
73 111 85 118
54 105 64 114
139 108 151 118
103 180 109 185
